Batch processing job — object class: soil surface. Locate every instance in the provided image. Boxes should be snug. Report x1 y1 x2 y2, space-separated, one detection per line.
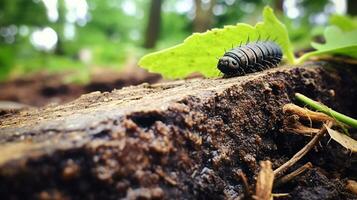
0 66 161 107
0 63 357 200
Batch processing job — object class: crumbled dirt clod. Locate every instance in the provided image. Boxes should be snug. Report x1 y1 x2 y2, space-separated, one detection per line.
0 64 357 199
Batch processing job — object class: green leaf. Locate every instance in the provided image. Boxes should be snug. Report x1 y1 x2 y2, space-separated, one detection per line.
297 26 357 63
139 6 295 79
329 14 357 32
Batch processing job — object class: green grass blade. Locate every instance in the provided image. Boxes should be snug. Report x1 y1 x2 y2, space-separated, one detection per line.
295 93 357 128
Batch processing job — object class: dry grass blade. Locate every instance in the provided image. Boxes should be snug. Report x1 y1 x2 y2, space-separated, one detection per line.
325 126 357 153
253 160 274 200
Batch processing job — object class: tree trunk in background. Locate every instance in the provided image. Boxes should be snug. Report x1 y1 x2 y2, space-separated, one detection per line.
144 0 162 49
347 0 357 15
193 0 216 33
275 0 284 13
54 0 66 55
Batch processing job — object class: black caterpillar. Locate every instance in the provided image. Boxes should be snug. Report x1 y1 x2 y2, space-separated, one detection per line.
217 41 282 77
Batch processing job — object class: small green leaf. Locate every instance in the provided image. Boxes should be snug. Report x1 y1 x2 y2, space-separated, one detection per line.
139 6 295 79
297 26 357 63
329 14 357 32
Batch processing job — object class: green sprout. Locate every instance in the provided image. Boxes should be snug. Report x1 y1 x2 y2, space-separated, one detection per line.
295 93 357 128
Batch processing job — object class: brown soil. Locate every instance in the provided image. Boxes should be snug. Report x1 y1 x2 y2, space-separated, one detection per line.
0 63 356 200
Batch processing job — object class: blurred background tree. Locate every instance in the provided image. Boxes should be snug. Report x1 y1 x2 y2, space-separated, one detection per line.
0 0 354 82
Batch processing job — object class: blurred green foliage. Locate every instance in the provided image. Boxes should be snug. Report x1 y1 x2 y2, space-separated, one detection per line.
0 0 354 82
329 14 357 31
297 26 357 63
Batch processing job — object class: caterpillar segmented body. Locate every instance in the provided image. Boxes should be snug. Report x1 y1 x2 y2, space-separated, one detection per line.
217 41 283 77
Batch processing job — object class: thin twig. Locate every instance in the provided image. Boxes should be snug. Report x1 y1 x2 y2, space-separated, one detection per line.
274 162 312 187
274 121 333 178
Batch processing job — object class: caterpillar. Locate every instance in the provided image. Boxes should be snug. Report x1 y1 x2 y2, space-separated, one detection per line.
217 41 283 77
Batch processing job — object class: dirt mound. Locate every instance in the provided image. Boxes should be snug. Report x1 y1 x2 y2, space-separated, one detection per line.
0 63 356 199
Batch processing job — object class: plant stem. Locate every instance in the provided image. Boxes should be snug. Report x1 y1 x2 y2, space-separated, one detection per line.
295 93 357 128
